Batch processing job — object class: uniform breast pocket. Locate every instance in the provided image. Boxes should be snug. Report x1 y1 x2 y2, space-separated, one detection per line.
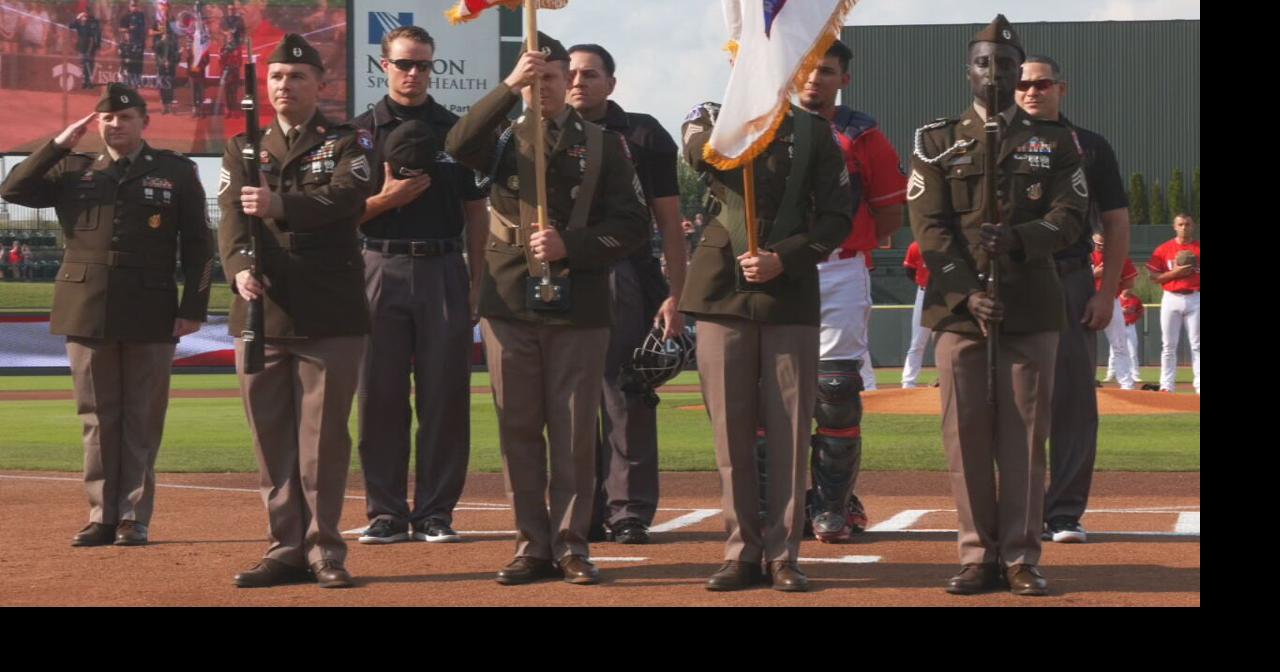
65 179 107 230
301 170 333 189
946 163 983 213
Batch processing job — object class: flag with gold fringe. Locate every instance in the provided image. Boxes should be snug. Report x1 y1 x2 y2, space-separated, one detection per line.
445 0 569 25
705 0 859 170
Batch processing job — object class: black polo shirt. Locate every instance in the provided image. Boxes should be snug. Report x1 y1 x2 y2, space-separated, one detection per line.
352 95 487 240
591 100 679 260
1055 118 1128 260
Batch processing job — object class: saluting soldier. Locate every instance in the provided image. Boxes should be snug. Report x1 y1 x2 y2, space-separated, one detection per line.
218 34 375 589
908 15 1087 596
0 83 214 548
681 100 854 592
445 32 650 586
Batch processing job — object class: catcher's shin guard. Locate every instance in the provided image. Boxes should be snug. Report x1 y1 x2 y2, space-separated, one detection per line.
808 360 864 543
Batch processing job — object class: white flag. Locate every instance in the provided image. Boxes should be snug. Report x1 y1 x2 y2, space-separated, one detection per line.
705 0 859 169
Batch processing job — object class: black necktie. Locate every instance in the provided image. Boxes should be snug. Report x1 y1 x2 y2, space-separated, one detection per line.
286 127 299 149
115 157 131 180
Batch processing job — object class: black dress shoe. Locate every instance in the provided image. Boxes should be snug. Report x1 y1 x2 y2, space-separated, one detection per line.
312 560 354 588
72 522 116 547
114 521 148 546
495 557 561 585
706 561 764 592
611 519 650 545
1007 564 1049 596
233 559 314 588
945 563 1004 595
558 555 600 585
767 561 809 592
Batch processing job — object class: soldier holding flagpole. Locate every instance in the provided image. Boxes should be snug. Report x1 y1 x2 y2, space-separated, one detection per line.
682 0 857 593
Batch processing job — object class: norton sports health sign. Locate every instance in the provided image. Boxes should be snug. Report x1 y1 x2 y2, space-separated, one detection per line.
351 1 501 116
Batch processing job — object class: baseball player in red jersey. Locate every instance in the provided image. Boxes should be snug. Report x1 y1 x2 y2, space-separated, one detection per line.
1091 233 1138 389
1147 214 1200 394
1109 290 1145 384
901 241 932 388
796 40 907 541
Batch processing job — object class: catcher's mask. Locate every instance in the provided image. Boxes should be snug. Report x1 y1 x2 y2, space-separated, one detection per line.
619 325 695 407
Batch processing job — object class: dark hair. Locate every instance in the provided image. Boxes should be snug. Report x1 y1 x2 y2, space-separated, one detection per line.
1024 55 1063 80
568 43 616 77
826 40 853 74
382 26 435 58
1173 212 1195 224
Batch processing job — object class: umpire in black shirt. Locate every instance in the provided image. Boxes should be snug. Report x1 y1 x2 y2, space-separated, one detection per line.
567 44 687 544
351 25 488 545
1016 55 1131 545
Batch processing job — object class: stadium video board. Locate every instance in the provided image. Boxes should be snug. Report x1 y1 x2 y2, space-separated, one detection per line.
0 0 349 156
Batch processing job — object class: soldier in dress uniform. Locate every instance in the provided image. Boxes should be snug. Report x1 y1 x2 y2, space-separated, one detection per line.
445 32 650 586
0 83 214 548
218 34 375 589
681 98 854 592
907 15 1088 596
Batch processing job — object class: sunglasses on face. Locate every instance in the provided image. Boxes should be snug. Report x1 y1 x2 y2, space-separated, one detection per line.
388 59 433 73
1016 78 1057 92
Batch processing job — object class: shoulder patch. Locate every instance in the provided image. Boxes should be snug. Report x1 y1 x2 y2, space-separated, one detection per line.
356 129 374 152
350 155 371 182
1071 167 1089 198
907 169 926 201
217 168 231 196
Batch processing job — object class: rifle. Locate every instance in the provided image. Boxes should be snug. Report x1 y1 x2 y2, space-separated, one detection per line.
982 79 1001 407
239 36 265 373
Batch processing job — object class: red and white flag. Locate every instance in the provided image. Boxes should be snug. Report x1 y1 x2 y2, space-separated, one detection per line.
445 0 569 25
705 0 859 169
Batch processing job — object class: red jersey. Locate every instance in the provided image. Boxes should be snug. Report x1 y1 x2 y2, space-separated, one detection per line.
903 241 929 289
1120 293 1144 326
1090 250 1137 296
828 109 906 261
1146 239 1200 293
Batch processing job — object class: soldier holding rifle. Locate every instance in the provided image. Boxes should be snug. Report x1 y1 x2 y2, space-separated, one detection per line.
218 34 374 589
907 15 1086 596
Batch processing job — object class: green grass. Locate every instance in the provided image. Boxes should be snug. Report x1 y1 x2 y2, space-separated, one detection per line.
0 282 234 312
0 388 1200 473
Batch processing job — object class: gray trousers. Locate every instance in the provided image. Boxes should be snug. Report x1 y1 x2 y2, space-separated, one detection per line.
482 317 610 561
1044 266 1100 523
238 336 365 568
936 330 1057 567
593 260 660 527
696 317 818 564
357 251 471 527
66 338 175 526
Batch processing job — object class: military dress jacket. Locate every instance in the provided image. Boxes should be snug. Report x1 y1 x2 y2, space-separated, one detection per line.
908 106 1088 335
218 111 374 338
444 83 650 327
679 103 853 326
0 140 213 342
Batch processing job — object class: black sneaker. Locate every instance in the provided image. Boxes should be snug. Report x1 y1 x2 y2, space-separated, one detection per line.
610 518 650 545
1044 517 1087 543
414 519 461 543
358 518 410 545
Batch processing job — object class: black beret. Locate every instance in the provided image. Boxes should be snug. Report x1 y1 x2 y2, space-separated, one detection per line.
96 82 146 113
524 31 568 63
384 120 441 179
970 14 1025 61
268 33 324 71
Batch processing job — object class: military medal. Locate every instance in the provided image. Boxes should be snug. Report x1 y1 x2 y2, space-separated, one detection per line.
507 175 520 190
1026 182 1043 201
148 214 162 229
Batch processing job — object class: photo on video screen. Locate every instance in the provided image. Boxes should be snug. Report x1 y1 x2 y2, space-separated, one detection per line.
0 0 349 156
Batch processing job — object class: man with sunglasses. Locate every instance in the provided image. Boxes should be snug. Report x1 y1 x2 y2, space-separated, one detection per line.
349 26 488 546
1015 55 1132 546
909 16 1086 596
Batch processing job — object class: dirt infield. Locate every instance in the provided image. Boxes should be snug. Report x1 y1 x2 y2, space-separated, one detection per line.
677 386 1201 416
0 386 1202 416
0 470 1199 607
